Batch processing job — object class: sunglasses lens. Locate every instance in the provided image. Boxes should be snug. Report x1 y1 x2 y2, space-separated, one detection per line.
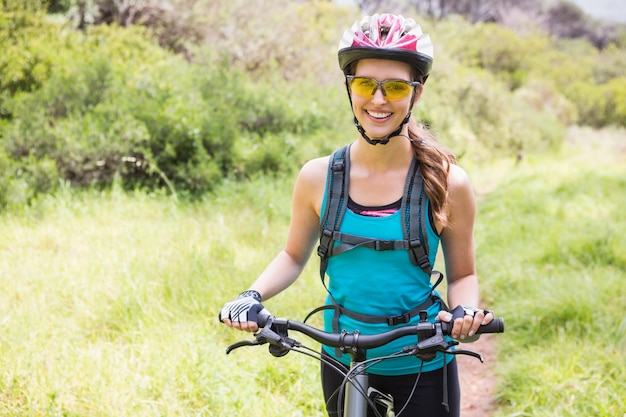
382 81 412 100
350 77 378 97
349 77 413 100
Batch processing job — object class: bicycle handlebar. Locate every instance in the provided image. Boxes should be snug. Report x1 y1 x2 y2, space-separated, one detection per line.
224 308 504 417
256 310 503 350
225 308 504 359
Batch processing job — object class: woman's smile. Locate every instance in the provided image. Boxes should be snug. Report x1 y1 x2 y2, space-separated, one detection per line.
366 110 393 120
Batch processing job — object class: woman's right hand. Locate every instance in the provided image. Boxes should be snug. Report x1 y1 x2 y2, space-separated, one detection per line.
219 291 266 332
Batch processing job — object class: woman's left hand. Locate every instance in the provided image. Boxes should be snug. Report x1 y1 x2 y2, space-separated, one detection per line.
437 305 494 342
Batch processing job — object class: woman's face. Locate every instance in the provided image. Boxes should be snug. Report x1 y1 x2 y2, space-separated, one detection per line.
350 59 422 140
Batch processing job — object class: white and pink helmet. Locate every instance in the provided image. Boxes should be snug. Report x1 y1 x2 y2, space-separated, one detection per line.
338 14 434 82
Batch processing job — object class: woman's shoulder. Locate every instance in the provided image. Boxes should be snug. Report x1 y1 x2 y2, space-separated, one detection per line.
447 163 471 187
298 155 331 184
293 155 332 216
445 163 475 215
293 155 331 196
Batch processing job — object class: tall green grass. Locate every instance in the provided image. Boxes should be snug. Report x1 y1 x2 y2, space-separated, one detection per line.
471 127 626 417
0 178 326 416
0 127 624 416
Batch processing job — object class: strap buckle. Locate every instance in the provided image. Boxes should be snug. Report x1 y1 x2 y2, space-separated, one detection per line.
331 159 345 172
387 312 411 326
408 238 432 273
375 240 395 251
408 238 422 249
317 229 333 258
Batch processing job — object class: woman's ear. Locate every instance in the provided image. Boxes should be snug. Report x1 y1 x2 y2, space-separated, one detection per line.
412 84 424 105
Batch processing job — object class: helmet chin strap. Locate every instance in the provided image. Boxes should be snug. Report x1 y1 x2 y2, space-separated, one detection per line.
346 83 418 146
354 112 411 145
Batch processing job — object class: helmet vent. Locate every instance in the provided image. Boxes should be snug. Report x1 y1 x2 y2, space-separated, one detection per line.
379 25 391 42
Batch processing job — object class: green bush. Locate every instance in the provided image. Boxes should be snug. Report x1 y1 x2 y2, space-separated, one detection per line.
423 19 571 159
2 24 165 191
447 22 549 90
1 5 625 209
0 147 60 209
603 77 626 128
0 11 70 118
563 78 626 128
421 57 565 160
0 14 336 203
439 17 626 130
513 78 578 126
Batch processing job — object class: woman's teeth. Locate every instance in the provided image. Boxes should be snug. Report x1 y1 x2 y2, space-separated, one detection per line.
367 111 391 119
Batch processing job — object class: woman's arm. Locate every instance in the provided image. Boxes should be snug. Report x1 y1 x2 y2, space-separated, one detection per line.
223 157 328 331
437 164 491 339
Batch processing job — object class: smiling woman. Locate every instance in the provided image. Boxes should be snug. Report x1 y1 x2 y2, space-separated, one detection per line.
219 13 497 417
337 14 433 145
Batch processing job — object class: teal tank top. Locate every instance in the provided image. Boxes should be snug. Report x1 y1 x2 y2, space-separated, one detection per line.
320 174 452 375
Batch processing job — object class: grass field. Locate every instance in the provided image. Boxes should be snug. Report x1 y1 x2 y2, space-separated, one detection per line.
474 128 626 416
0 127 624 416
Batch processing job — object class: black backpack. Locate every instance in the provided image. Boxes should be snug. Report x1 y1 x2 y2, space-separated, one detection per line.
308 144 446 334
317 143 434 280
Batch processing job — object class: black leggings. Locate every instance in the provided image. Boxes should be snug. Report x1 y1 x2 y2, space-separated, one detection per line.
320 351 460 417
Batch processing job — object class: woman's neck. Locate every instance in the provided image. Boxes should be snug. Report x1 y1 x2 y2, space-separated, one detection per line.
351 136 414 172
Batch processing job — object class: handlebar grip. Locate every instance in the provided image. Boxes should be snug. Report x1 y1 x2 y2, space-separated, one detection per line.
476 317 504 334
256 308 272 327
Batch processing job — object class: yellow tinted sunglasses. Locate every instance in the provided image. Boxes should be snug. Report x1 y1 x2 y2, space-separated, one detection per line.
346 76 421 101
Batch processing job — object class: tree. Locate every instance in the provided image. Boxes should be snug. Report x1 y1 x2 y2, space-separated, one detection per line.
544 1 588 39
410 0 541 23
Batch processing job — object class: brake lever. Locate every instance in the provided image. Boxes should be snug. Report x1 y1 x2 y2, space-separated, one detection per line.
403 337 455 362
226 339 264 354
446 349 484 362
225 316 300 357
224 325 283 355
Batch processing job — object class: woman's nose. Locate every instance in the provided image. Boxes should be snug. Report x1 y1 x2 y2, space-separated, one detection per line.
371 85 387 103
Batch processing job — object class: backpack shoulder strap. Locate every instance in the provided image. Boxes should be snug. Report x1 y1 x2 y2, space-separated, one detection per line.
317 144 351 288
400 157 433 275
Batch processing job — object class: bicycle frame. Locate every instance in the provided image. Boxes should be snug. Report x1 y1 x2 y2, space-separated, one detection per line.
345 360 374 417
335 346 417 417
335 342 398 417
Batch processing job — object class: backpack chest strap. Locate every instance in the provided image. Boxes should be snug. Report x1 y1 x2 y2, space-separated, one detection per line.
322 230 412 256
319 229 431 274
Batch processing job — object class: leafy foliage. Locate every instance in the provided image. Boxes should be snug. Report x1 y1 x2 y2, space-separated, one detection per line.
0 11 336 207
1 2 626 210
438 16 626 129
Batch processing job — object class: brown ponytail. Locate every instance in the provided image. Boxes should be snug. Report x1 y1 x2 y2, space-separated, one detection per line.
406 117 456 226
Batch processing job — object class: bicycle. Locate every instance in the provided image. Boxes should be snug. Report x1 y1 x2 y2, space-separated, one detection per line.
226 306 504 417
